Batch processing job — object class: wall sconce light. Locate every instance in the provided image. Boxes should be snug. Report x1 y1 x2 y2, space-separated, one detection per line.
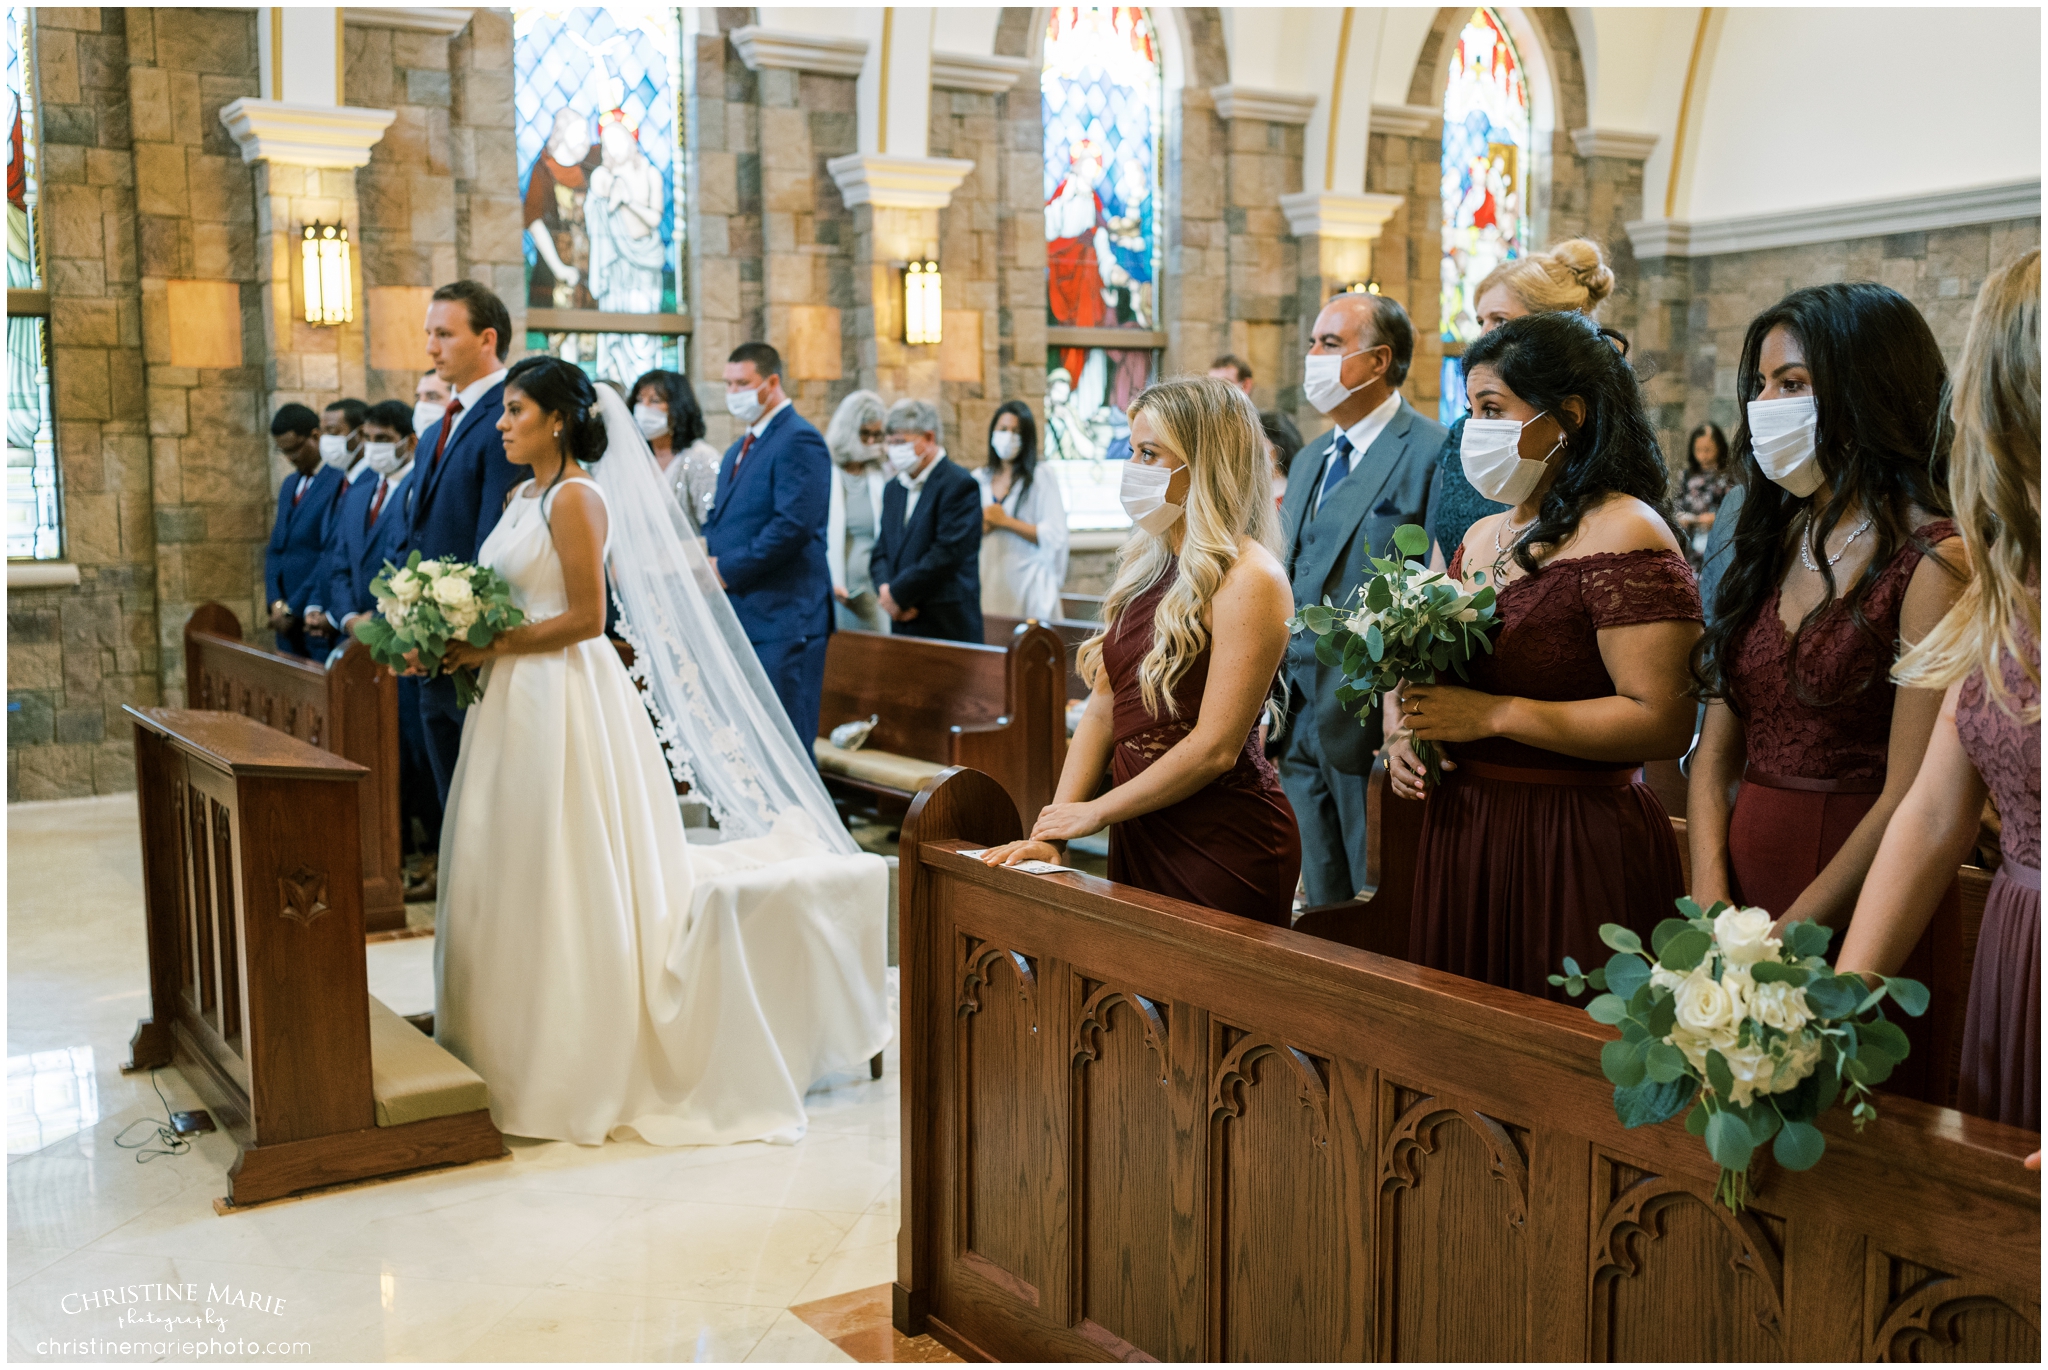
1342 279 1383 296
301 223 354 327
904 259 943 346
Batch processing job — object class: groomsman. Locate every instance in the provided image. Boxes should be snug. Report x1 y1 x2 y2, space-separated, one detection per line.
1278 292 1445 907
400 280 531 802
704 342 835 746
264 402 346 659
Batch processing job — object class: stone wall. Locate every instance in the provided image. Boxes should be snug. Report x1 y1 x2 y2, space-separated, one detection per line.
684 13 762 446
449 9 522 326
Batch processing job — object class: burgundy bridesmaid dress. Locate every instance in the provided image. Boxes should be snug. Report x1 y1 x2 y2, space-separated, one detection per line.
1722 521 1959 1103
1954 617 2040 1132
1101 568 1301 926
1409 547 1701 1001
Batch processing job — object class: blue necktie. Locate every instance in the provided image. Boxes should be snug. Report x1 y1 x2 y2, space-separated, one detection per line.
1316 433 1354 513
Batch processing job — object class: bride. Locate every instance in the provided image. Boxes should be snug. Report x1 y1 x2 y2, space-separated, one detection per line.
431 355 889 1146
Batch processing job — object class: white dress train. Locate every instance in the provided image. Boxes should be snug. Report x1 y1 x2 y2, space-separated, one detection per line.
435 477 891 1146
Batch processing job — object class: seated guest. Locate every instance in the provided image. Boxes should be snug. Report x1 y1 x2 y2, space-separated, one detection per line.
1676 421 1731 571
1389 312 1700 1000
1838 250 2039 1132
1427 238 1617 557
1259 409 1302 506
872 398 984 644
265 402 346 659
823 389 892 633
630 368 720 532
982 376 1299 926
975 400 1069 622
1687 285 1965 949
321 400 444 898
1208 354 1254 396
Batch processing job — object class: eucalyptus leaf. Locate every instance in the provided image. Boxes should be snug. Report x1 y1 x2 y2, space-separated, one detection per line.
1643 1041 1689 1084
1614 1075 1695 1129
1651 918 1693 957
1605 952 1651 1000
1773 1119 1826 1171
1883 976 1930 1018
1860 1018 1910 1062
1704 1048 1735 1100
1748 960 1809 985
1601 1037 1647 1088
1684 1097 1710 1136
1704 1110 1757 1172
1586 993 1628 1025
1659 928 1713 973
1599 924 1645 955
1366 624 1385 662
1392 524 1429 557
1803 974 1862 1020
1786 919 1832 960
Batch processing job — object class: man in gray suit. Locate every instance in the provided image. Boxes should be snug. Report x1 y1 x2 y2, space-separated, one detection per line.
1278 292 1447 907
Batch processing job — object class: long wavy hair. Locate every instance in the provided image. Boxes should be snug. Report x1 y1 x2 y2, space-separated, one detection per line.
1458 312 1681 574
1894 250 2040 718
985 400 1041 499
1692 284 1957 711
1076 377 1278 719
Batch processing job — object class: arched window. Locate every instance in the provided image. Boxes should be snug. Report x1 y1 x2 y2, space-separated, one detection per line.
1438 7 1530 424
513 3 687 389
1041 5 1162 527
6 3 59 561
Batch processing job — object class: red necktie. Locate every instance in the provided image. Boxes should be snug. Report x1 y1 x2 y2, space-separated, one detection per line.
431 397 464 469
733 431 755 472
367 476 388 527
291 475 306 507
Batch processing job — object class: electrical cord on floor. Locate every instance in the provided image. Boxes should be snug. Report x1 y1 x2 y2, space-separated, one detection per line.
113 1070 194 1164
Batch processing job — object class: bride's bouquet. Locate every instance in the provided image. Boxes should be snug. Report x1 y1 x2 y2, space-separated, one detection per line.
1286 523 1499 786
351 551 525 707
1552 900 1928 1212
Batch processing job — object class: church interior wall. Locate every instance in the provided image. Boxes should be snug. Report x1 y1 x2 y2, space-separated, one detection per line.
6 4 2041 799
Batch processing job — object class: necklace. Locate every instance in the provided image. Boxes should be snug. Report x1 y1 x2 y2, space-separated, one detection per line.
1488 512 1536 580
1799 512 1874 572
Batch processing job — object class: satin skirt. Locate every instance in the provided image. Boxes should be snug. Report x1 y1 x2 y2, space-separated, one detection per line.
435 638 892 1146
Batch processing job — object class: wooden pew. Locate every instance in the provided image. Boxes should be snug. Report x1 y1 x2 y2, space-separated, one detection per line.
123 707 504 1208
984 612 1096 706
891 766 2040 1362
183 604 405 933
815 623 1067 831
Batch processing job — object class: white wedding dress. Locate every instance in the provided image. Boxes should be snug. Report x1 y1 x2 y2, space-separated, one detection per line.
434 473 890 1146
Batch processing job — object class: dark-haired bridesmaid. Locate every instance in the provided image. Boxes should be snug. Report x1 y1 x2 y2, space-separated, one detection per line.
1839 251 2040 1133
1390 311 1701 1001
1686 283 1966 1103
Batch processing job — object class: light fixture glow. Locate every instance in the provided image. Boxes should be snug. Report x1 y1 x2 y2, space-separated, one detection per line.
904 259 943 346
301 223 354 327
1343 279 1382 296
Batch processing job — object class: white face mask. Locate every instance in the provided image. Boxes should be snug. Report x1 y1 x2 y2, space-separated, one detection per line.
725 384 765 426
1303 348 1373 415
633 403 669 440
413 401 446 435
1747 395 1822 497
990 431 1022 462
884 442 919 477
318 433 351 468
363 441 406 476
1460 412 1559 506
1119 459 1184 535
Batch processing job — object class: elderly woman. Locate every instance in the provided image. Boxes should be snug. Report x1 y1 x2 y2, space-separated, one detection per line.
822 390 892 633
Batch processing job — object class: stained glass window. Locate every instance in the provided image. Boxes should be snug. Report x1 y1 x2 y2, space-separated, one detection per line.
1041 5 1162 529
1438 7 1530 423
512 4 685 389
6 3 59 561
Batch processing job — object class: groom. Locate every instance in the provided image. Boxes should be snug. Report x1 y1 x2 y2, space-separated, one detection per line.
401 280 530 802
704 342 834 747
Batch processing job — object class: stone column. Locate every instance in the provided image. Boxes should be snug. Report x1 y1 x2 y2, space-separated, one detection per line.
827 158 975 411
449 9 522 324
1279 190 1406 434
1212 85 1313 413
1362 103 1444 422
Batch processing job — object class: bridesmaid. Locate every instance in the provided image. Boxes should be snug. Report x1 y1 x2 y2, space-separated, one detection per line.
1839 250 2039 1132
981 377 1300 925
1390 312 1701 1000
1687 286 1966 935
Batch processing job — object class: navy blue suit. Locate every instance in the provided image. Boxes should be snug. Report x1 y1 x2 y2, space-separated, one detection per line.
265 465 347 658
399 381 531 801
702 403 834 744
870 456 984 644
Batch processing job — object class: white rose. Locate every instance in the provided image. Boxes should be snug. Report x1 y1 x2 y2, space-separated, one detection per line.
1714 905 1780 968
382 599 409 629
1673 966 1739 1034
1669 1020 1736 1075
432 575 475 609
1456 606 1480 622
391 571 424 604
1773 1032 1823 1091
1748 979 1813 1034
445 601 480 634
1719 1040 1775 1107
1347 607 1381 636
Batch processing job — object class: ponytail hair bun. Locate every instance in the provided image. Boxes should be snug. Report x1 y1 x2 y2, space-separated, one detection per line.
1546 238 1616 309
504 355 609 466
1475 237 1616 319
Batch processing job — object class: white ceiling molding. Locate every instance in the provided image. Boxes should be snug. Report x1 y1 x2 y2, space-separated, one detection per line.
1570 128 1659 161
344 7 472 36
1368 104 1440 139
730 26 868 78
825 154 977 211
219 98 396 168
1210 85 1318 126
1278 190 1406 241
1627 178 2042 260
930 51 1031 94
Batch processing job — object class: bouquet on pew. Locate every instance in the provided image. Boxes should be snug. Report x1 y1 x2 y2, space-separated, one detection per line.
1286 523 1499 787
351 551 525 707
1552 900 1928 1212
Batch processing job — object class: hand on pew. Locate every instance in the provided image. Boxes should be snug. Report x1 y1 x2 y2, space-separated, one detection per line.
979 838 1064 868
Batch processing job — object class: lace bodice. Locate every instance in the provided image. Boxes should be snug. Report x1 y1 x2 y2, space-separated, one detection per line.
478 477 611 623
1726 521 1954 781
1104 567 1276 791
1445 544 1702 770
1956 615 2041 868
